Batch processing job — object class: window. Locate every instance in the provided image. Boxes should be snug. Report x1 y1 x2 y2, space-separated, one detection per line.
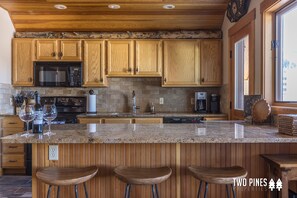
275 1 297 102
234 36 249 110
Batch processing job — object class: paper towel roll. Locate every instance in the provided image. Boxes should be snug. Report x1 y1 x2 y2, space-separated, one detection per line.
87 95 96 114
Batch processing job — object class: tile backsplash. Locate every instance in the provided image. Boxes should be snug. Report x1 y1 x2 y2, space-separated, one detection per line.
0 83 15 114
17 78 220 113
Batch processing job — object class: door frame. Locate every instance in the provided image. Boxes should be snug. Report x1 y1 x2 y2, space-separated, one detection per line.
229 9 256 120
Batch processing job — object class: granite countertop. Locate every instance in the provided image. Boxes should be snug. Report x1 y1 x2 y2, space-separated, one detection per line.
1 121 297 144
77 112 227 118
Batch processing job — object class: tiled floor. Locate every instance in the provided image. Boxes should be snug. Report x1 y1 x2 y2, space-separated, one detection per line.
0 176 32 198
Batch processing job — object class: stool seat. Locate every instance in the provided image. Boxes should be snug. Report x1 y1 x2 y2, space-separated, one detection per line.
114 166 172 185
36 166 98 186
188 166 247 184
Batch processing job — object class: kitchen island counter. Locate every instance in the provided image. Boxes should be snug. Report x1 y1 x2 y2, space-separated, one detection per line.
1 121 296 144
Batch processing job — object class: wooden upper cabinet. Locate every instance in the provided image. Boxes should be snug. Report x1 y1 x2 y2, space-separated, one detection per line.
107 40 134 76
135 40 162 77
60 40 82 60
35 39 82 61
200 40 222 86
36 40 58 60
12 39 34 86
83 40 107 87
163 40 200 87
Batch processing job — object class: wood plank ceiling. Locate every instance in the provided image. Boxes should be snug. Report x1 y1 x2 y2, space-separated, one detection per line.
0 0 229 31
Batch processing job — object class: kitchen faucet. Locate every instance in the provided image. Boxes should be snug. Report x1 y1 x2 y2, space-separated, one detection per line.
132 90 140 114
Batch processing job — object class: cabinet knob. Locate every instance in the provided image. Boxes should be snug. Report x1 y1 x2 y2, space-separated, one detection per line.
58 52 63 57
100 78 103 82
128 68 132 72
51 52 56 57
164 78 167 83
201 78 205 83
135 68 139 72
28 77 33 82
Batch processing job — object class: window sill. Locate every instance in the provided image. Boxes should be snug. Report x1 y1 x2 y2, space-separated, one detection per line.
271 105 297 115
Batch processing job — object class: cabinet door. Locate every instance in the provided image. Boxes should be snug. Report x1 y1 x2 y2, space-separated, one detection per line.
12 39 34 86
103 118 132 124
83 40 107 87
135 40 162 76
77 118 102 124
36 40 58 60
200 40 222 86
107 40 134 76
163 40 200 87
60 40 82 61
133 118 163 124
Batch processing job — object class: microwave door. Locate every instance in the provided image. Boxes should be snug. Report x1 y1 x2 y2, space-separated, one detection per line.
39 66 67 87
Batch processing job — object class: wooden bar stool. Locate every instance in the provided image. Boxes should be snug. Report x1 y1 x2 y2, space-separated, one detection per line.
36 166 98 198
114 166 172 198
188 166 247 198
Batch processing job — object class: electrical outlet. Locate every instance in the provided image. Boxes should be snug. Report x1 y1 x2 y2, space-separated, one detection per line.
49 145 59 160
191 98 195 105
159 98 164 105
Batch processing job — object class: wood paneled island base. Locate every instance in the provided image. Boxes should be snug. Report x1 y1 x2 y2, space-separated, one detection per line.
32 143 297 198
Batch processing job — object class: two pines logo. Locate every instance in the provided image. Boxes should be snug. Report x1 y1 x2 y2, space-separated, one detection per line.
234 178 283 191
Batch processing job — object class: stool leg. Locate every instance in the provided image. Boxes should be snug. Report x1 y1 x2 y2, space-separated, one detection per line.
74 185 78 198
83 182 88 198
57 186 60 198
197 181 203 198
204 182 208 198
47 185 52 198
155 184 159 198
231 184 236 198
226 185 230 198
151 185 156 198
125 184 131 198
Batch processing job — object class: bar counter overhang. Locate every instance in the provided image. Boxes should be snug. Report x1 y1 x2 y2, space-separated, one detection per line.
2 121 297 198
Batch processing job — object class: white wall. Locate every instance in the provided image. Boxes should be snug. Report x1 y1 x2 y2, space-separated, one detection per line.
221 0 264 114
0 7 15 84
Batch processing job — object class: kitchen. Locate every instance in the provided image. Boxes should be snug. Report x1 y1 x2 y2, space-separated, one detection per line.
1 0 297 197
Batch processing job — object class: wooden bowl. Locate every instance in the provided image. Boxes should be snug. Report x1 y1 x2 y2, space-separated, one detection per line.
251 99 271 123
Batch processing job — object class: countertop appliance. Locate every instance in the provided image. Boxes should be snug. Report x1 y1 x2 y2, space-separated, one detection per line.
41 96 86 124
210 94 220 113
195 92 208 113
34 61 82 87
163 116 203 123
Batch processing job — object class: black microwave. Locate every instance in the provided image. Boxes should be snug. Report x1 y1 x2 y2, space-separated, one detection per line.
34 62 82 87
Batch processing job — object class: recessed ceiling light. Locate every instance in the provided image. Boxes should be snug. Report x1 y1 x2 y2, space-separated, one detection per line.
54 4 67 10
108 4 121 9
163 4 175 9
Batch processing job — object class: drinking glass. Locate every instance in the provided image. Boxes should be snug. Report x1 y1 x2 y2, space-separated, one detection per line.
19 104 35 137
43 104 57 136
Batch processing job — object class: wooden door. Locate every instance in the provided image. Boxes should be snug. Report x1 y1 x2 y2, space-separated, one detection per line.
107 40 134 76
12 39 34 86
135 40 162 76
163 40 200 87
83 40 107 87
60 40 82 61
200 40 222 86
35 39 58 60
230 21 255 120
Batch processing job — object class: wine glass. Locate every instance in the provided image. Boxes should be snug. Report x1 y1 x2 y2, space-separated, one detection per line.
19 104 35 137
43 104 57 136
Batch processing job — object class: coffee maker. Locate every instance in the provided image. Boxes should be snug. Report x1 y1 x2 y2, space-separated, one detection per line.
210 94 220 113
195 92 207 113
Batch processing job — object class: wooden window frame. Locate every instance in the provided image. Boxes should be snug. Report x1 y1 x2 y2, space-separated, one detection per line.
261 0 297 114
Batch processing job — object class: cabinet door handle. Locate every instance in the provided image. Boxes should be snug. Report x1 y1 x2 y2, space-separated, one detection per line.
9 146 18 148
51 52 56 57
164 78 167 83
28 77 33 82
8 122 17 124
9 160 17 163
